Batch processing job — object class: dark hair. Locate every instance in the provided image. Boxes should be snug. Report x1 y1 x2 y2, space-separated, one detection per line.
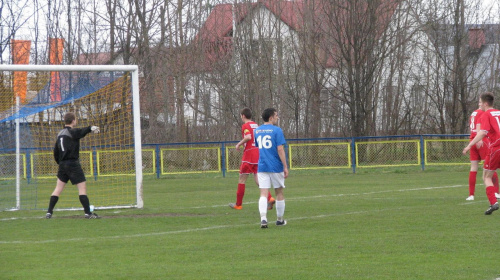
64 112 76 125
262 108 277 122
240 108 252 119
481 92 495 106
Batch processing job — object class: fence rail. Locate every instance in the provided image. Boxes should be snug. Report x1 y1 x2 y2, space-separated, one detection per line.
0 134 471 180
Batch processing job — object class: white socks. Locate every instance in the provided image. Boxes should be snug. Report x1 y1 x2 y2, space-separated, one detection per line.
259 196 267 221
276 200 285 220
259 197 286 221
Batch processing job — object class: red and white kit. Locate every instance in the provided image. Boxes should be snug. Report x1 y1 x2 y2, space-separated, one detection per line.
240 121 259 174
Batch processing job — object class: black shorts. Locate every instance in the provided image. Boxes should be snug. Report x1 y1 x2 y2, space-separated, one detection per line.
57 161 86 185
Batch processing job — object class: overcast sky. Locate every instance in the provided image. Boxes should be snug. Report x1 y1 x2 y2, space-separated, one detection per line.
3 0 499 63
481 0 499 23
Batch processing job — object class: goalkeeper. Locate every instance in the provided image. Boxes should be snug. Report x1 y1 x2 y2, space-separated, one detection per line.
45 112 100 219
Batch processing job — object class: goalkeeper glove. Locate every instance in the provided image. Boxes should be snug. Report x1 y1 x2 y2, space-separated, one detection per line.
91 126 100 133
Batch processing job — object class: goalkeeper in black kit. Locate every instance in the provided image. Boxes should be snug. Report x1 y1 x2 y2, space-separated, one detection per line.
45 112 100 219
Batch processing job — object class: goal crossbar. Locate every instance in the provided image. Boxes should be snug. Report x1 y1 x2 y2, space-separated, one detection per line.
0 65 138 72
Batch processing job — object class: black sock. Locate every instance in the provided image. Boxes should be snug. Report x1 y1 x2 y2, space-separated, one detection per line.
47 196 59 214
79 195 91 214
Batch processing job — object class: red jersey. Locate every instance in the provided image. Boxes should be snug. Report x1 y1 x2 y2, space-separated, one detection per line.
480 109 500 148
470 109 484 140
241 121 259 164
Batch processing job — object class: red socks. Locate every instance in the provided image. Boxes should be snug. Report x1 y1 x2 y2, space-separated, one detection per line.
486 186 498 205
236 183 274 206
469 171 477 196
236 183 245 206
469 172 500 202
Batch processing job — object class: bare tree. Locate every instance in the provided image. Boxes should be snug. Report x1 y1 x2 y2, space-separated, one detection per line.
417 0 496 134
317 0 404 137
4 0 500 142
0 0 31 62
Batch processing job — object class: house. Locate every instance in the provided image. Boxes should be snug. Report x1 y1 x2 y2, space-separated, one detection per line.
377 14 500 134
189 0 499 136
189 0 401 137
72 0 500 138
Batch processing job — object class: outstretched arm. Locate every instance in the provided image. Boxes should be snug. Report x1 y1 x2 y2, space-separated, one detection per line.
71 125 99 139
70 126 92 139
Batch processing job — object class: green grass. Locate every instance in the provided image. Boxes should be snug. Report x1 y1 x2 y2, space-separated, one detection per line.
1 167 499 279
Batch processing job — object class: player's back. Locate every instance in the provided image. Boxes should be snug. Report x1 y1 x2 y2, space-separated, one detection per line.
255 124 286 172
482 109 500 148
54 128 79 163
470 109 484 139
241 121 258 151
241 121 259 164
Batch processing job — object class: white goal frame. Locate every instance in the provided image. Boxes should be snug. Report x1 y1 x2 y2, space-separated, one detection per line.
0 64 143 209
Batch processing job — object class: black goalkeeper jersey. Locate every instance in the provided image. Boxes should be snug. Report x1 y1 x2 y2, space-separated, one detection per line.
53 126 92 164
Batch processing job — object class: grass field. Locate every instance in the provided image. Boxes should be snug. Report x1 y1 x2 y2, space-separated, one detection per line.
1 166 500 280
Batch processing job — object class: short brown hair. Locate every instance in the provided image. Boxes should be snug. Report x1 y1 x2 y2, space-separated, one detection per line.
481 92 495 106
240 108 252 119
64 112 76 125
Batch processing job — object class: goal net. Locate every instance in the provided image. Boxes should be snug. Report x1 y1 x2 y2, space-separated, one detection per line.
0 65 143 211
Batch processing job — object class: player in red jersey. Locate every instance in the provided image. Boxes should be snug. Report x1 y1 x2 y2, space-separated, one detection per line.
229 108 275 210
463 92 500 214
466 106 499 201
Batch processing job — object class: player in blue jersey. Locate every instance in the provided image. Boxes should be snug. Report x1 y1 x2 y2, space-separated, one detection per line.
254 108 288 228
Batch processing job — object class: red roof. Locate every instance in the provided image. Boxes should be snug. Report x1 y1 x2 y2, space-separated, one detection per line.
193 0 400 70
75 52 112 65
194 1 306 43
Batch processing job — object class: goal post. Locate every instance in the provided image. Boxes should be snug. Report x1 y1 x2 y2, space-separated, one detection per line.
0 64 143 211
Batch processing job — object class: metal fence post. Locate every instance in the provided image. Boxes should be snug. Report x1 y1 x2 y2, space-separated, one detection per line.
221 142 226 178
351 137 356 173
155 144 161 179
92 147 98 181
420 136 425 171
26 149 31 183
285 142 289 168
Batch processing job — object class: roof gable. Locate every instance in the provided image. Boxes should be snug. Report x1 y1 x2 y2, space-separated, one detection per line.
193 0 401 70
424 23 500 53
194 1 306 44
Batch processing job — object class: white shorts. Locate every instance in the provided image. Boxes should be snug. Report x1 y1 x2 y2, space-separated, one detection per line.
258 172 286 189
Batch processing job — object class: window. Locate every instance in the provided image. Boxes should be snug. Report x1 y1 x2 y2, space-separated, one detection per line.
411 85 425 106
250 39 283 70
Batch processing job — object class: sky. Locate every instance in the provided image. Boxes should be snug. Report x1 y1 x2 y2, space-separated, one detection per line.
480 0 499 23
3 0 499 63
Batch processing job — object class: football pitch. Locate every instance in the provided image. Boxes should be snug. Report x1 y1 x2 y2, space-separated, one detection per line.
1 167 499 279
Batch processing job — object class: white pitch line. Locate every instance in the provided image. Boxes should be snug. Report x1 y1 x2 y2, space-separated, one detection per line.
0 207 413 245
0 216 45 222
0 225 237 244
189 184 466 209
0 184 466 220
0 184 467 245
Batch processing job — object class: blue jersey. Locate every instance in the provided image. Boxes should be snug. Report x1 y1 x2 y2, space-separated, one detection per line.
255 124 286 172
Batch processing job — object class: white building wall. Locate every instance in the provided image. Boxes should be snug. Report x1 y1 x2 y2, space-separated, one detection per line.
185 4 304 126
186 2 500 135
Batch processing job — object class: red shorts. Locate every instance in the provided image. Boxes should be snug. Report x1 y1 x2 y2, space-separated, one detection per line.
470 142 489 161
239 162 258 174
484 146 500 171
